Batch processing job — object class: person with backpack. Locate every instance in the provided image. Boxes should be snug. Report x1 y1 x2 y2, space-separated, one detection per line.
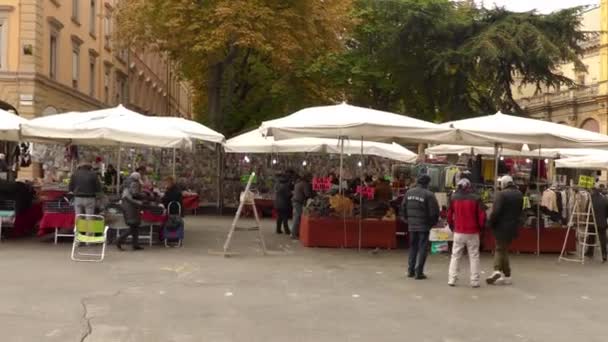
447 178 486 288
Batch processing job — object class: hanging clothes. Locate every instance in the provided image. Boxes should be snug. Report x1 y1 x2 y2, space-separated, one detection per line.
444 166 459 189
482 159 495 182
470 155 483 185
541 189 558 212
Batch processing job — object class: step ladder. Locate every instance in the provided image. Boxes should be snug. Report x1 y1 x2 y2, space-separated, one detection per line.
220 172 267 257
559 191 599 264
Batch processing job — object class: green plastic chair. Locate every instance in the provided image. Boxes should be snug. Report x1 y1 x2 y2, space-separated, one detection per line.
71 215 109 262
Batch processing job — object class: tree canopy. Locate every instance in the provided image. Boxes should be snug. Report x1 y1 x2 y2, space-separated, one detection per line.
116 0 588 134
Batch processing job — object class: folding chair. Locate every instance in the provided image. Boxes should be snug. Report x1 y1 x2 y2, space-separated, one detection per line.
0 200 16 242
71 215 109 262
163 202 184 247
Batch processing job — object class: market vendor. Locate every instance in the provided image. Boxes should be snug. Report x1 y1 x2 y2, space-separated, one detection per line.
374 178 392 202
161 176 183 216
291 173 314 240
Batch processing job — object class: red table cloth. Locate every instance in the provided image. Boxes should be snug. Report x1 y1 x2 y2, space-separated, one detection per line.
182 194 199 211
300 215 397 249
482 226 576 254
141 211 168 224
38 212 75 236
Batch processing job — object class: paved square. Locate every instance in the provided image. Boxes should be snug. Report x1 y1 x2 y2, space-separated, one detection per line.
0 216 604 342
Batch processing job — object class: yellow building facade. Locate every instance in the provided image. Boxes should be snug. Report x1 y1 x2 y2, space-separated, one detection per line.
514 4 608 135
0 0 193 119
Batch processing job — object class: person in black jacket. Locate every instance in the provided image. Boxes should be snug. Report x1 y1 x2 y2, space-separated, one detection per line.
274 173 292 235
69 161 102 215
589 185 608 262
161 176 183 216
117 173 148 251
291 173 314 239
487 176 523 285
401 174 439 280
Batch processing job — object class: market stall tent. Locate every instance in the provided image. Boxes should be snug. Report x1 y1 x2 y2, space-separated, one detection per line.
225 130 418 163
259 103 457 144
555 155 608 170
443 112 608 149
425 144 559 158
22 105 191 149
152 116 225 144
0 109 27 142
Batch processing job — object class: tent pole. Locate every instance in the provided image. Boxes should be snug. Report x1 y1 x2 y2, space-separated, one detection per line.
172 148 177 179
359 137 363 252
116 145 121 195
340 137 347 248
537 146 542 256
493 143 500 192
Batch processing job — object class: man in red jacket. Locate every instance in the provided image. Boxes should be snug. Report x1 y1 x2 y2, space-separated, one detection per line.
447 179 486 288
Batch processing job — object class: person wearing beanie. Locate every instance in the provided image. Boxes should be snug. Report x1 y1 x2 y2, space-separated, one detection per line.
487 175 523 285
588 183 608 262
400 174 439 280
447 178 486 288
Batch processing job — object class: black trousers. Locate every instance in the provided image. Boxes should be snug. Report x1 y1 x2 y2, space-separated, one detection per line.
586 225 607 259
117 223 140 247
276 208 291 232
408 231 430 276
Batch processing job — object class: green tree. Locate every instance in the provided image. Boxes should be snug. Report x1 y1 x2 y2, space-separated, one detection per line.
116 0 352 132
316 0 588 122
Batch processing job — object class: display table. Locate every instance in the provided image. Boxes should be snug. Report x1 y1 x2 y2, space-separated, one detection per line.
299 215 396 249
482 226 576 253
242 198 274 218
38 212 75 237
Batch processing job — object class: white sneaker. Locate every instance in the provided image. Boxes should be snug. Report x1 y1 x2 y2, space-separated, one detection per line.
495 276 512 286
486 271 503 285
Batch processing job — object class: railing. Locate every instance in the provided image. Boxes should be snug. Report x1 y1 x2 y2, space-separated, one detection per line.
517 83 600 108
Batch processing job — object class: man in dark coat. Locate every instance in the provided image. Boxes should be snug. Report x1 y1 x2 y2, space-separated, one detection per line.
401 174 439 280
274 173 292 235
589 184 608 262
487 176 523 285
291 173 313 239
69 161 102 215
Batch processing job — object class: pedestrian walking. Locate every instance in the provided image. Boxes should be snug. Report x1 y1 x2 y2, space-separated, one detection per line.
447 179 486 288
291 173 313 239
274 173 292 235
401 174 439 280
117 173 147 251
589 183 608 262
487 176 523 285
69 160 102 215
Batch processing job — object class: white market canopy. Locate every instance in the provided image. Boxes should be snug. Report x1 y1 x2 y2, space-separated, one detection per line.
0 109 27 142
22 105 191 149
152 116 225 144
225 129 418 163
443 112 608 149
425 144 559 158
259 103 456 144
555 155 608 170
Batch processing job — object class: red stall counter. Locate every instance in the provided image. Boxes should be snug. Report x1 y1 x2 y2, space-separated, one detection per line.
482 226 576 254
299 215 396 249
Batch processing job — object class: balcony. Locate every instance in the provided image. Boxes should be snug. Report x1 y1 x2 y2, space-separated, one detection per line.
518 83 599 109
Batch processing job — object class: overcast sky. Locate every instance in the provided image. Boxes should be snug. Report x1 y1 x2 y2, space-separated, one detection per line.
476 0 599 13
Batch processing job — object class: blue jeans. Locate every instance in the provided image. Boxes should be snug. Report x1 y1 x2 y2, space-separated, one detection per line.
408 231 430 276
291 202 304 238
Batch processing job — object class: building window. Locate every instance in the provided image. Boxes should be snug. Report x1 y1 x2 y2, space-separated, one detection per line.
72 0 80 23
50 34 58 79
116 73 127 105
72 46 80 88
581 118 600 133
103 12 112 50
104 65 111 104
89 0 96 36
89 56 96 97
577 74 586 86
0 19 6 71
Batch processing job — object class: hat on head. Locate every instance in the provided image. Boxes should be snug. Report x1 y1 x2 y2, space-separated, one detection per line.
499 175 514 189
457 178 471 189
417 174 431 186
